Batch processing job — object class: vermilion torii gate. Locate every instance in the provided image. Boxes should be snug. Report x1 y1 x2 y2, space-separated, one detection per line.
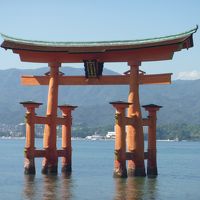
1 27 197 177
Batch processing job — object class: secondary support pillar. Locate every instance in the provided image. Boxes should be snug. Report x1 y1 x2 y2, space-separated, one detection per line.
143 104 162 177
20 101 42 174
42 62 60 174
110 101 130 178
58 105 77 174
127 62 146 177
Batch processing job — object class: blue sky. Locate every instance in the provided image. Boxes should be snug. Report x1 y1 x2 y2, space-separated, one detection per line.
0 0 199 79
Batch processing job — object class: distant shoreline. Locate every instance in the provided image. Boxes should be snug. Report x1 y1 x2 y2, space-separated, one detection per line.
0 136 199 142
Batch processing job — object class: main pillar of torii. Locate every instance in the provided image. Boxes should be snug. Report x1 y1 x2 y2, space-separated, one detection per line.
42 63 60 174
127 62 146 176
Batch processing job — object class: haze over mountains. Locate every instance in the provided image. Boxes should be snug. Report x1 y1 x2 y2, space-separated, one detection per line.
0 67 199 127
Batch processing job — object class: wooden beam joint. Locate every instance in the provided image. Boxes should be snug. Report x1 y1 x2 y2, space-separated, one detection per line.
125 115 137 126
142 118 150 126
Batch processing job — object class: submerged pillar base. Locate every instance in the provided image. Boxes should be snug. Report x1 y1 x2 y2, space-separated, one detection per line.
41 165 58 175
24 158 36 175
128 167 146 177
147 167 158 178
24 166 36 175
147 148 157 177
113 168 127 178
41 149 58 174
61 164 72 174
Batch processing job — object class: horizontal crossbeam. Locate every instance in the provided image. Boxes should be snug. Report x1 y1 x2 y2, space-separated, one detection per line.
34 116 50 124
21 73 172 86
125 152 148 160
125 116 137 126
125 117 150 127
142 118 150 126
34 149 68 157
34 116 67 125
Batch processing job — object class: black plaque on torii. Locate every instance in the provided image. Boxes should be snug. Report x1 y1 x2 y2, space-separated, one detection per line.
83 60 104 78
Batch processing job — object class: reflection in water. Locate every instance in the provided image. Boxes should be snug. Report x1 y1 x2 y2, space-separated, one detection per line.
23 175 37 199
61 174 73 199
42 175 59 200
23 174 73 200
114 179 127 200
146 178 158 200
114 177 157 200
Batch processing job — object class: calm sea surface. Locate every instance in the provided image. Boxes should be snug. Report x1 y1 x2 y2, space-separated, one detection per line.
0 139 199 200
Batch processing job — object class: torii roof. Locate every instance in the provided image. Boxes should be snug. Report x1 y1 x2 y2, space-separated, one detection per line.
0 26 197 63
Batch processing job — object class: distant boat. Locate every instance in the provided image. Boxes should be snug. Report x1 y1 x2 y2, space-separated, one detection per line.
85 133 104 140
174 137 181 142
105 131 115 139
157 138 181 142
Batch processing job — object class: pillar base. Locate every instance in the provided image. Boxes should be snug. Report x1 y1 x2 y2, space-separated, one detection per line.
147 167 157 178
61 165 72 173
24 166 36 175
41 149 58 174
113 168 127 178
41 165 58 175
24 158 36 175
127 167 146 177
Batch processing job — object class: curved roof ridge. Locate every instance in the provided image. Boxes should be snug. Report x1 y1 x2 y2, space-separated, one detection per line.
0 26 198 48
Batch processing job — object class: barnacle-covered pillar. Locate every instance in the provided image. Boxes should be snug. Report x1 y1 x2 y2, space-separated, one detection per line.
110 101 130 178
20 101 42 174
143 104 162 177
58 105 77 174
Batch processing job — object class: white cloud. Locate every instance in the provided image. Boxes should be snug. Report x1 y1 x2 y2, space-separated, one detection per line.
175 70 200 80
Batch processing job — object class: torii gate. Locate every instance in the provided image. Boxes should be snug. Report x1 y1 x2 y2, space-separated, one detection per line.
1 27 197 177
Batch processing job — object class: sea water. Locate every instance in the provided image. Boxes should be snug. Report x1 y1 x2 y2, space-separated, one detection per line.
0 139 199 200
